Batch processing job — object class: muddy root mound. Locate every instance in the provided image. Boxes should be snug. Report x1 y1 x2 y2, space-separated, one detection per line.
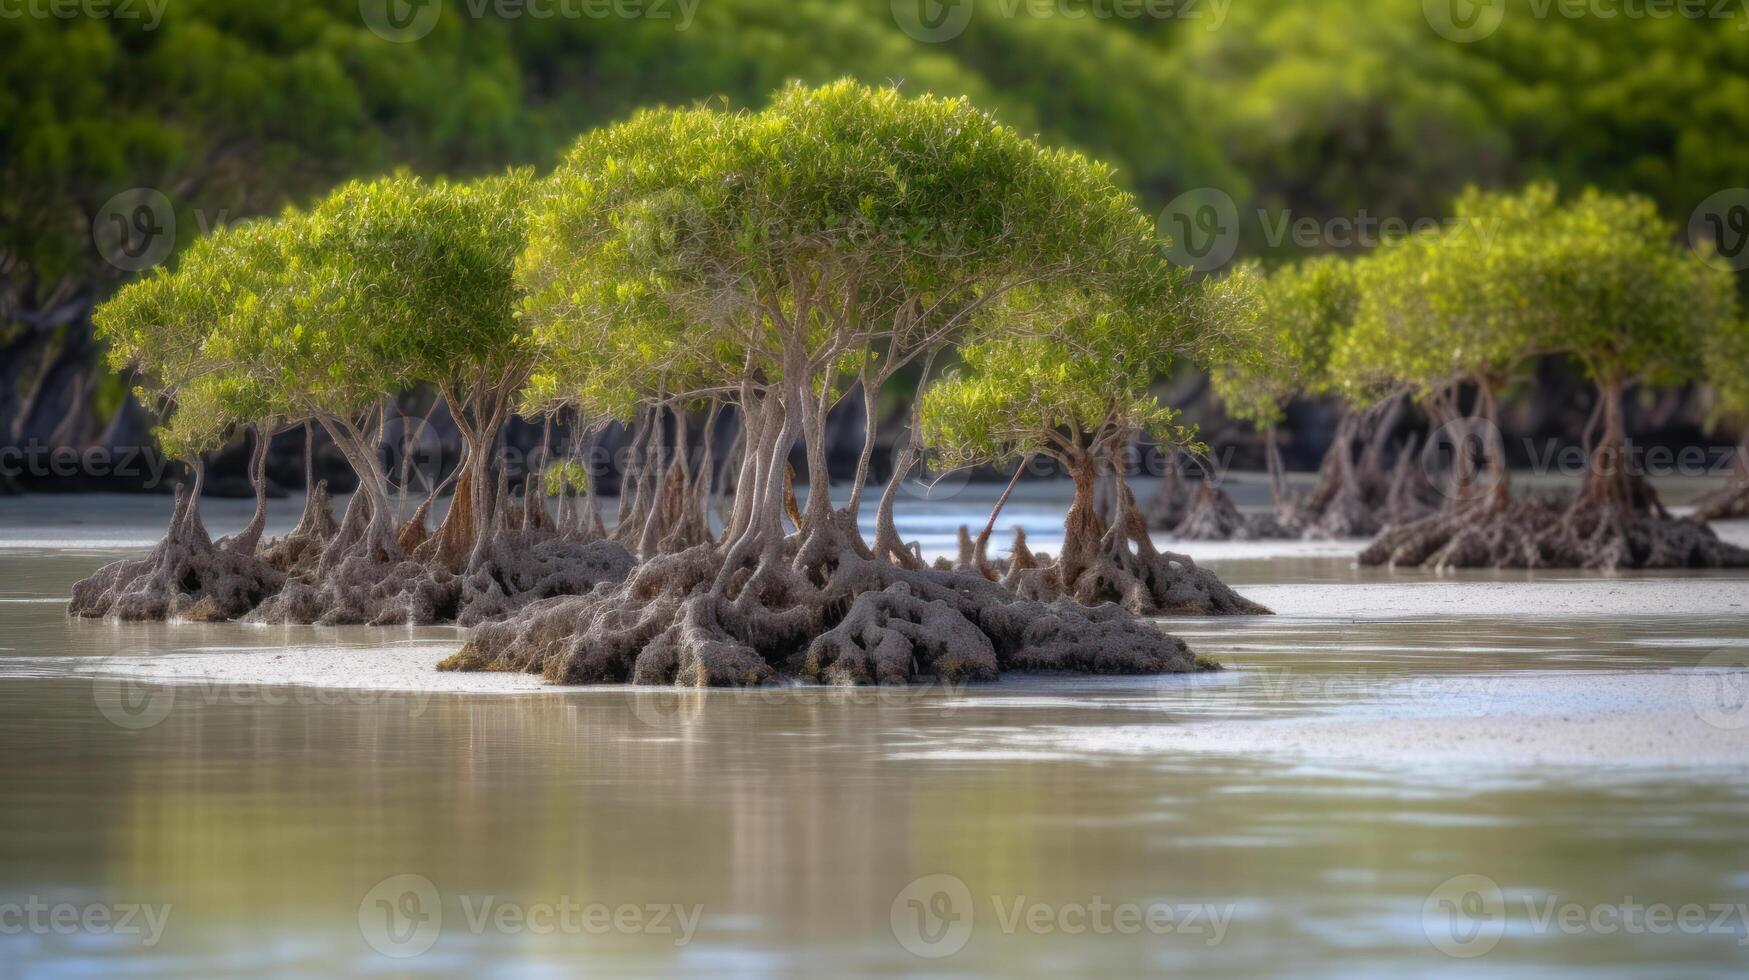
69 485 284 622
244 489 460 626
457 530 638 627
247 507 637 628
247 551 464 626
1170 484 1297 542
1359 498 1749 570
260 482 340 573
440 541 1210 687
1004 543 1271 617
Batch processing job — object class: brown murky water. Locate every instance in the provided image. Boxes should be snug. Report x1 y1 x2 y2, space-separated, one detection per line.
2 495 1748 977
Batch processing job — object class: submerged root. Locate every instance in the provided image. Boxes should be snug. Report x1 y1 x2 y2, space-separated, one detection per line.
1360 496 1749 570
70 484 284 621
443 536 1211 687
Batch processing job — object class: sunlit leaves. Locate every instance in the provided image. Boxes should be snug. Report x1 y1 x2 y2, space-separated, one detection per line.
1334 184 1742 402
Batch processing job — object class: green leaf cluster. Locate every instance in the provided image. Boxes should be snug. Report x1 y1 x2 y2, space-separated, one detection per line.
1335 184 1741 401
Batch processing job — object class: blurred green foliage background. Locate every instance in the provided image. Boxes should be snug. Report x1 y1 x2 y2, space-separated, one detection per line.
4 0 1747 475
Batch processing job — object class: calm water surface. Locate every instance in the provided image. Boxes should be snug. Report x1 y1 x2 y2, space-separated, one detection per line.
2 492 1748 977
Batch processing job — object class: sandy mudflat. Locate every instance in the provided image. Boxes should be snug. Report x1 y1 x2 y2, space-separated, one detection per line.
898 670 1749 770
79 642 557 695
77 637 1749 772
1239 577 1749 619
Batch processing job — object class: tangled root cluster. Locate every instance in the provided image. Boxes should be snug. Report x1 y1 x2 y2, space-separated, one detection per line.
1693 482 1749 523
260 482 339 573
249 486 637 627
441 534 1213 687
75 480 1248 686
1145 451 1436 544
1002 542 1269 616
1360 496 1749 570
1169 482 1296 542
247 490 464 626
69 485 283 622
456 527 639 626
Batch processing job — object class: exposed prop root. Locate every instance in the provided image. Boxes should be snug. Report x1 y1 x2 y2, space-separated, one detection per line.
947 516 1268 617
1009 544 1271 616
69 484 284 621
1144 459 1189 531
1692 481 1749 523
802 582 999 684
260 481 339 573
1171 482 1295 542
457 528 637 626
395 498 434 555
246 487 453 625
247 552 462 626
441 539 1210 687
1360 496 1749 570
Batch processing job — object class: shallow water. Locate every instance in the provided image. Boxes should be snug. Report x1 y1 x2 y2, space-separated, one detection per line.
2 491 1749 977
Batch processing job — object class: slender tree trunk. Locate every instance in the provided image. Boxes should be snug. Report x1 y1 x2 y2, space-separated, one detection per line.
798 377 835 541
1264 425 1287 517
637 406 672 558
232 425 272 554
1579 379 1632 511
872 352 936 570
693 399 721 541
1474 376 1511 510
974 458 1028 566
318 416 398 560
183 455 208 541
1059 451 1104 585
520 414 553 531
713 384 801 593
613 408 652 542
844 368 878 524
